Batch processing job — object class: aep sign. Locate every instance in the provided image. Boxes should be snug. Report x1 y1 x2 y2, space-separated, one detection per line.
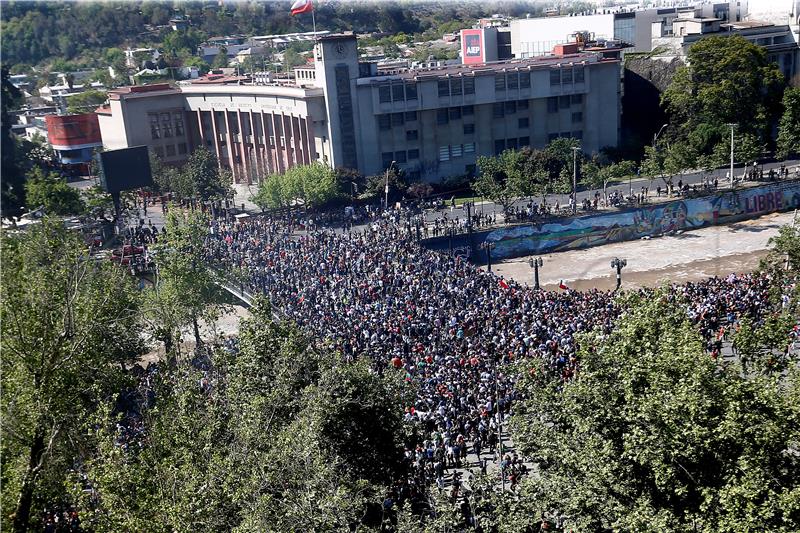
461 29 484 65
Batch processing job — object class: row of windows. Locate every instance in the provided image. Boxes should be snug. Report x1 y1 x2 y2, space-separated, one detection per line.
494 72 532 91
378 82 419 104
549 66 585 86
547 94 584 113
494 137 531 155
377 111 419 130
150 112 185 140
152 143 188 158
492 98 531 118
435 105 475 124
438 77 476 97
382 149 420 167
548 131 583 142
439 142 477 162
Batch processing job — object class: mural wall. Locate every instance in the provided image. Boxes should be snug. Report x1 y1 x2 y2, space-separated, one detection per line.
483 181 800 260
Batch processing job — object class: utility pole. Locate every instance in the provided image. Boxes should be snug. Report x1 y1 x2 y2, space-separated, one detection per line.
528 256 543 289
571 146 580 215
384 161 395 212
727 123 737 189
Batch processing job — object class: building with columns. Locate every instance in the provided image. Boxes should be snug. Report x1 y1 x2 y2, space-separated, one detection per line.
97 33 621 184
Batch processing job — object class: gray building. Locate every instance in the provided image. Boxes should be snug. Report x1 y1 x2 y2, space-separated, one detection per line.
97 33 621 184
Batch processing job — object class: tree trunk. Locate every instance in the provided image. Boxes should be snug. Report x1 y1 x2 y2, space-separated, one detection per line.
193 316 202 348
13 423 47 533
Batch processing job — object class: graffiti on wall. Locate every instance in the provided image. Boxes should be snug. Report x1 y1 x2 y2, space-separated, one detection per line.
484 181 800 260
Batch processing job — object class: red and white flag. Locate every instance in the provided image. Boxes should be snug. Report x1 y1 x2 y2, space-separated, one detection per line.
290 0 313 15
498 279 510 290
559 280 569 290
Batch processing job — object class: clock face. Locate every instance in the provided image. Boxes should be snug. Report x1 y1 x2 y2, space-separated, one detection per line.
335 43 345 55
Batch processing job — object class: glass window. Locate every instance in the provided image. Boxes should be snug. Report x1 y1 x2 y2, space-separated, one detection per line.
519 136 530 147
494 139 505 155
571 94 583 105
405 83 418 100
493 102 504 118
548 133 559 142
572 130 583 140
391 112 405 127
378 114 391 130
392 83 404 101
405 111 418 121
495 74 506 91
379 85 391 103
518 99 529 110
437 109 449 125
463 77 475 95
559 95 571 109
449 107 461 120
506 138 518 150
154 146 164 158
173 112 184 136
395 150 407 163
463 123 475 135
462 105 474 116
178 143 187 155
408 149 420 160
438 79 450 97
574 66 585 83
561 69 573 84
504 100 516 114
507 72 518 90
438 145 450 162
572 111 583 123
406 129 419 141
547 97 558 113
451 144 463 158
463 142 475 154
520 73 531 89
450 78 462 96
382 152 394 167
550 69 561 86
165 144 176 157
149 115 160 139
161 113 172 138
518 117 529 129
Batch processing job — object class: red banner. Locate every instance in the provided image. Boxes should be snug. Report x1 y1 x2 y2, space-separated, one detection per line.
46 113 102 150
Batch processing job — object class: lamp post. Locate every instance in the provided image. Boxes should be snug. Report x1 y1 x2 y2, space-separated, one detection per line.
571 146 580 215
447 225 455 255
727 123 737 189
480 241 496 272
528 256 543 290
610 257 627 290
653 123 668 147
384 160 396 212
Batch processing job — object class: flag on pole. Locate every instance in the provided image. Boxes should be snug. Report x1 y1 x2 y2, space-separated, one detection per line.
559 280 569 290
291 0 313 15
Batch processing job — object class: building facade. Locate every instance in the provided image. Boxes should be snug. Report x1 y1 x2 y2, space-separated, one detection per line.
97 34 621 184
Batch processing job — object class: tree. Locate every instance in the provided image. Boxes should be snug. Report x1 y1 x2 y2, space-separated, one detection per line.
510 292 800 532
180 148 233 202
1 219 143 532
1 66 26 221
211 46 229 69
251 163 340 211
65 89 107 114
776 87 800 159
474 151 523 214
24 168 85 216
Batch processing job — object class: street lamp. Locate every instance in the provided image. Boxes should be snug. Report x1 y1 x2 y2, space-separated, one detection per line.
528 256 543 290
727 123 737 189
480 241 496 272
653 123 668 146
385 160 396 212
571 146 580 215
610 257 627 290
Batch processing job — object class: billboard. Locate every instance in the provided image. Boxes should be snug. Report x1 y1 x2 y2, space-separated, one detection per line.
97 146 154 194
461 29 484 65
45 114 102 151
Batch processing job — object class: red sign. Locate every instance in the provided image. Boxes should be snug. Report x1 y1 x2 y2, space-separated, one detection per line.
461 29 484 65
46 113 102 150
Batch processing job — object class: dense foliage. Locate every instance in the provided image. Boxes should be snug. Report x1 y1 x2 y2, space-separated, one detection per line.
251 162 339 211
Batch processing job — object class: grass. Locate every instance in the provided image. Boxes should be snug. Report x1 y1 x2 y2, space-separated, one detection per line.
453 195 486 205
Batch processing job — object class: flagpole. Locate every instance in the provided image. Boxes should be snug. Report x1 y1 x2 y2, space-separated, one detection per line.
311 6 317 37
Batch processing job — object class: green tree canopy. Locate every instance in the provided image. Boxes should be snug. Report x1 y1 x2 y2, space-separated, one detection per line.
251 162 339 211
776 86 800 159
24 168 85 216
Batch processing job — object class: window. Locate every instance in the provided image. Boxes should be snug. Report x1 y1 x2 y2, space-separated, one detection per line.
405 111 417 121
406 129 419 141
548 133 559 142
392 83 404 102
165 144 176 157
438 145 450 162
378 114 391 130
449 107 461 120
405 83 418 100
463 77 475 95
493 102 504 118
520 73 531 89
450 78 462 96
408 148 420 160
574 66 585 83
559 95 571 109
519 136 530 147
495 74 506 91
518 99 529 110
462 105 474 116
494 139 505 155
437 109 449 125
395 150 407 163
451 144 463 158
154 146 165 158
382 152 394 167
572 130 583 140
149 115 161 139
504 100 517 114
560 131 571 138
507 72 519 90
506 138 518 150
379 85 391 103
391 112 405 127
465 163 476 176
550 69 561 86
518 117 529 129
571 111 583 123
174 112 184 136
438 79 450 97
463 123 475 135
463 142 475 154
178 142 187 155
571 94 583 105
547 97 559 113
561 69 573 84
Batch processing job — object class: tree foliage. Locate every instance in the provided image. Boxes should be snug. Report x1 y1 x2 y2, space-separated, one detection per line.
251 162 339 211
23 168 85 216
776 87 800 159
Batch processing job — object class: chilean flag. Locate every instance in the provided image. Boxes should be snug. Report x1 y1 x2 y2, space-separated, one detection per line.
291 0 313 15
498 279 510 290
559 280 569 290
